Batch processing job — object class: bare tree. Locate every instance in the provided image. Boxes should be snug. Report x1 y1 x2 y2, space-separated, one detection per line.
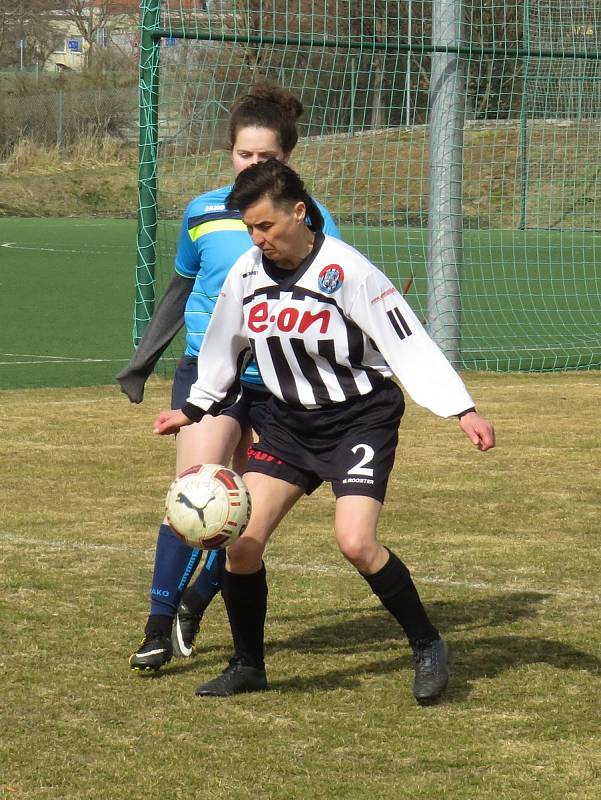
55 0 121 66
0 0 58 68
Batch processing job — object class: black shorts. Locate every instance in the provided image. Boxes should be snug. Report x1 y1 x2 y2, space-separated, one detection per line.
172 356 269 435
245 380 405 503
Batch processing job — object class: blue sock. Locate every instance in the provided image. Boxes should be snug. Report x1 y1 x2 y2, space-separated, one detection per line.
183 548 226 614
149 524 202 618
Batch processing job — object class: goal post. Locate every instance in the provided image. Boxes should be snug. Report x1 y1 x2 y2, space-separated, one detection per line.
427 0 464 367
135 0 161 346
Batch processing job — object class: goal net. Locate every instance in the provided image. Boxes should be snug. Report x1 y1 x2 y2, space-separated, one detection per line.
135 1 601 373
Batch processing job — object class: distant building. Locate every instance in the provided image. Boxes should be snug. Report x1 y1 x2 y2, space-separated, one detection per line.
42 0 216 71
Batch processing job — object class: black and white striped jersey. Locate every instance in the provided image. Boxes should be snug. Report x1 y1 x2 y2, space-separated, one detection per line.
184 233 474 419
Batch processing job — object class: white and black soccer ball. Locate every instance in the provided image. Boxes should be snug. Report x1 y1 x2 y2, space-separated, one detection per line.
165 464 251 549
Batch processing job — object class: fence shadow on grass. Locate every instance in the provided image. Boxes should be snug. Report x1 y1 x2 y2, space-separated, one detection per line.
267 632 601 697
427 590 550 632
268 590 550 657
264 590 601 696
443 634 601 702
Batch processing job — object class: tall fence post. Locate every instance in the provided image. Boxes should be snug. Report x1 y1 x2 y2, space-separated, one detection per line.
134 0 161 346
427 0 465 366
57 88 64 151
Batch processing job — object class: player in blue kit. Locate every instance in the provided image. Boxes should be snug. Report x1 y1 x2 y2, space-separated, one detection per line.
153 160 496 703
118 85 340 671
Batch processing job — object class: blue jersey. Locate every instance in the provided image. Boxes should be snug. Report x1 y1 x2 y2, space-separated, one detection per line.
175 184 341 384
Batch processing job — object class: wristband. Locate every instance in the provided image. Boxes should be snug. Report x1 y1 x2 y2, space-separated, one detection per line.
181 401 205 423
457 407 476 419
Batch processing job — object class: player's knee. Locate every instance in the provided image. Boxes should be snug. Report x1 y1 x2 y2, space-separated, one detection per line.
337 535 377 573
226 534 265 573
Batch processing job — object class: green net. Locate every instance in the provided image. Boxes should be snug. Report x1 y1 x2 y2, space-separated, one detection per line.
135 1 601 373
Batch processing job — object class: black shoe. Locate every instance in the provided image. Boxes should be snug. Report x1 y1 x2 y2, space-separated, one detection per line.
412 637 449 704
129 632 173 671
195 658 268 697
172 602 202 658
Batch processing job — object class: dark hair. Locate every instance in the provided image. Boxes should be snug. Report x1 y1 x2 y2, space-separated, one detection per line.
228 83 303 155
226 159 324 233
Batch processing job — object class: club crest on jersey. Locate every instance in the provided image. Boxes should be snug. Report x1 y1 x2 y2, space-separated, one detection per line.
318 264 344 294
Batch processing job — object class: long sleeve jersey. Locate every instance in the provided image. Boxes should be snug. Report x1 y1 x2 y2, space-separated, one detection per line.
183 233 475 420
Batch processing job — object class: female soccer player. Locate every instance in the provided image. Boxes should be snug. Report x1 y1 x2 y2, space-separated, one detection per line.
118 86 340 671
153 159 496 703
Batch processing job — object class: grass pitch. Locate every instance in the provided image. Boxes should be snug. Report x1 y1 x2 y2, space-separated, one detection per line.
1 372 600 799
2 216 601 394
0 217 139 390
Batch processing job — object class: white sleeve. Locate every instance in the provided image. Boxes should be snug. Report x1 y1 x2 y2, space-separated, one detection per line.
348 269 475 418
184 270 252 417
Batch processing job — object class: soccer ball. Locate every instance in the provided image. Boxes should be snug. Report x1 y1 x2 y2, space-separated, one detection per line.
165 464 251 549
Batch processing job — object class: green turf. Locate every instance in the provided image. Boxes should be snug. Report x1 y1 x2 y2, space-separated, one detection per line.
2 218 601 391
0 217 139 389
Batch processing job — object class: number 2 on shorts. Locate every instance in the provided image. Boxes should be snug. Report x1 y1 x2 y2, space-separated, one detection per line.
348 443 375 477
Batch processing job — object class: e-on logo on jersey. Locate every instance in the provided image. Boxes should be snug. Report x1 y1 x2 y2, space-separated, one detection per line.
318 264 344 294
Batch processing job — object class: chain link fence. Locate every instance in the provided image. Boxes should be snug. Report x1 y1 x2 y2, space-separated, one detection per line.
0 72 137 160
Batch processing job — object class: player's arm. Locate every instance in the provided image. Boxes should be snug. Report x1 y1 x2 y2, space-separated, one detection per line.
117 207 199 403
349 271 495 451
116 274 193 403
154 270 251 436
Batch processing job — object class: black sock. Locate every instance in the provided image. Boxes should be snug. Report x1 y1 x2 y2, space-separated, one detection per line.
144 614 172 637
221 565 268 670
362 548 439 645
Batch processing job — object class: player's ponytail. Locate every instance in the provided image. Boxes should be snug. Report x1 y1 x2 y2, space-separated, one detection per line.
226 159 324 234
229 82 303 155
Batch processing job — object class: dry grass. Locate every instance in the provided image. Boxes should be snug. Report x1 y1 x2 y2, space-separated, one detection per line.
3 136 135 175
0 138 137 217
2 120 601 227
3 139 63 174
67 134 135 169
1 372 600 799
